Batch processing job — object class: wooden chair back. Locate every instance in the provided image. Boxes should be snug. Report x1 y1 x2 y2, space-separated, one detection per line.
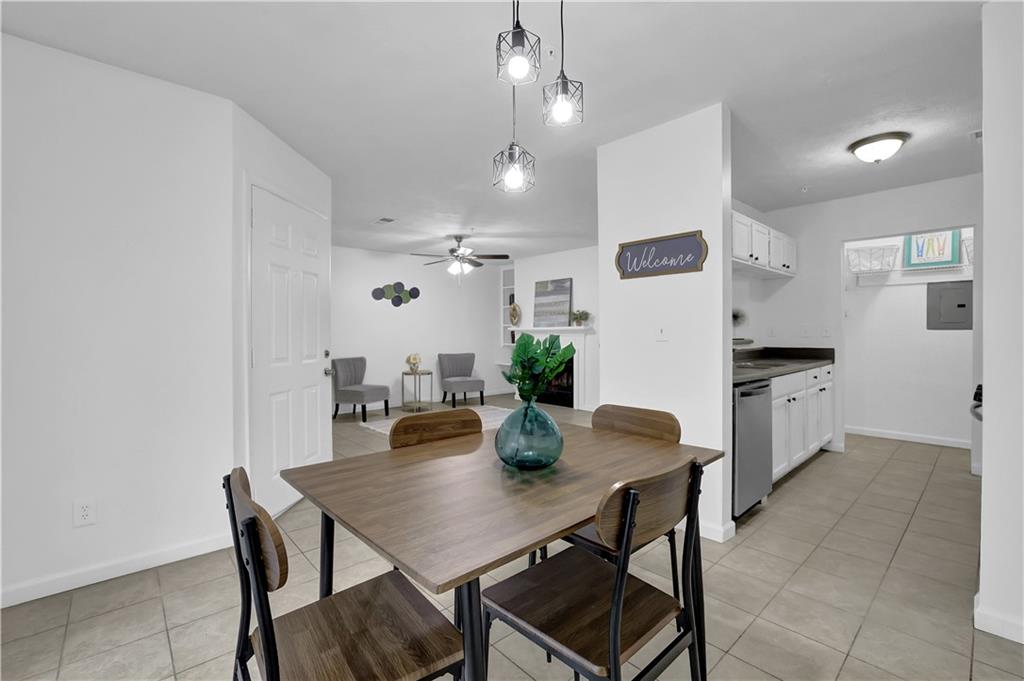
389 408 483 448
593 458 696 550
227 467 289 591
591 404 682 443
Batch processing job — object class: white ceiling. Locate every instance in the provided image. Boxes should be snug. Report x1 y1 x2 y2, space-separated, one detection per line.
2 2 982 258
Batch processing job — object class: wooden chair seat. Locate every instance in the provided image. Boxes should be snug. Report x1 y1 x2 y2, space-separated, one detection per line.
481 547 682 677
252 571 463 681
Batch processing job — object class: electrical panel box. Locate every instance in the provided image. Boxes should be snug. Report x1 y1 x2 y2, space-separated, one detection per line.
927 281 973 330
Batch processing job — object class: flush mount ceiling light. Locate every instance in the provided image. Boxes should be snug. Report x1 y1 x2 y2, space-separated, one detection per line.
493 87 536 192
848 132 910 163
542 0 583 127
496 0 541 85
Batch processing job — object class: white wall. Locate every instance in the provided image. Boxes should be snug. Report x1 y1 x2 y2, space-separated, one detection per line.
330 247 508 404
739 173 982 452
2 37 235 604
976 1 1023 644
513 246 599 410
598 103 734 541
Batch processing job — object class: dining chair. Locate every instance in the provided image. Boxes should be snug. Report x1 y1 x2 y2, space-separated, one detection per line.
388 408 483 449
332 356 390 423
388 408 483 641
561 404 686 613
438 353 485 408
223 467 464 681
481 459 706 681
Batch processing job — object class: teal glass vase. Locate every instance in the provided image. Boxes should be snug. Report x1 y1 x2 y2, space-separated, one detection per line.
494 399 563 469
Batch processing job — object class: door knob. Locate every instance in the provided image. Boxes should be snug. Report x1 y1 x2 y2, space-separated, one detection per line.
324 367 335 376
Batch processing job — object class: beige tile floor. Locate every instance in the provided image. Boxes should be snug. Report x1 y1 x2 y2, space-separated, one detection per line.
3 395 1021 680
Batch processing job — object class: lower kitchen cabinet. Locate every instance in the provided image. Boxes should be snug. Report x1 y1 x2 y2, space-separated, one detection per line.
771 368 833 482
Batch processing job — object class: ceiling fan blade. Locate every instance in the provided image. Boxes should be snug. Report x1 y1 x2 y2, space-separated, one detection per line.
464 258 484 268
472 254 510 259
410 253 447 258
422 258 452 266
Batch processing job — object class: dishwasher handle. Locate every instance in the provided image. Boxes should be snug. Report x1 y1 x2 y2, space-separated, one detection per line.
739 386 771 398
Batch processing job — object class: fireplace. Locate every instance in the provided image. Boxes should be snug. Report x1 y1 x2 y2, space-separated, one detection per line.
537 357 574 408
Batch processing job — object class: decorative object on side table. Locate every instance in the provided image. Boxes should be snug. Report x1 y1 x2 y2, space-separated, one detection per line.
570 309 590 327
495 333 575 469
509 301 522 326
406 353 422 373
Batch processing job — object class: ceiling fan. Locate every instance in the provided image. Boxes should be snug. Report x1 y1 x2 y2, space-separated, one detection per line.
411 235 510 276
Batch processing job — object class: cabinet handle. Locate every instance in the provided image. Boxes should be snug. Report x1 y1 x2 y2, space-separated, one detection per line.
749 253 754 258
754 256 759 261
820 387 825 392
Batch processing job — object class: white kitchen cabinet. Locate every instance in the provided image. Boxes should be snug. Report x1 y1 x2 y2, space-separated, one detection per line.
770 369 834 481
819 382 834 444
732 212 752 261
732 211 796 278
751 223 770 267
784 237 798 275
788 391 810 467
805 386 822 455
771 396 791 481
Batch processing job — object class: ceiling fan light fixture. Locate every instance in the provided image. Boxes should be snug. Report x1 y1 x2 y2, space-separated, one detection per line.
848 131 910 163
496 2 541 86
447 260 475 276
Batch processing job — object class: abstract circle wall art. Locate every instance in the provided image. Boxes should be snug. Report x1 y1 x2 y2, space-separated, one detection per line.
372 282 420 308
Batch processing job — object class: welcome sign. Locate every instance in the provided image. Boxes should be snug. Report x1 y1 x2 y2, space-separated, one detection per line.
904 229 961 268
615 230 708 279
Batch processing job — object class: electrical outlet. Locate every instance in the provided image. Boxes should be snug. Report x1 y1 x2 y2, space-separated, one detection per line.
73 498 96 527
822 326 832 337
767 326 775 338
800 324 811 338
655 327 669 343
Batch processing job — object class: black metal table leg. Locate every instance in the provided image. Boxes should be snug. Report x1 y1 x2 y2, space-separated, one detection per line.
456 579 486 681
319 512 334 598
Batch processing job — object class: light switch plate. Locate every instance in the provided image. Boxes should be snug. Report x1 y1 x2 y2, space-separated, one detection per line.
655 327 669 343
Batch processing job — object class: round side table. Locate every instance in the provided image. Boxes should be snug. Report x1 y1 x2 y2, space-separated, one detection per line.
401 370 433 412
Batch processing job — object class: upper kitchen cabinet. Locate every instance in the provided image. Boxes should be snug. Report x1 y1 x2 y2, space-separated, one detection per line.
732 211 753 261
732 210 796 278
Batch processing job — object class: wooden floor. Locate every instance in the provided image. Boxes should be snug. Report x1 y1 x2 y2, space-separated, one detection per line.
2 395 1020 681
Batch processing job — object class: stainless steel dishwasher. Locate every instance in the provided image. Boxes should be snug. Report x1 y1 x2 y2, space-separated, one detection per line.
733 380 773 518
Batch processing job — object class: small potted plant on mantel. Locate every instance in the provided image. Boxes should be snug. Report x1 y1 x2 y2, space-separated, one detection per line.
495 334 575 469
570 309 591 327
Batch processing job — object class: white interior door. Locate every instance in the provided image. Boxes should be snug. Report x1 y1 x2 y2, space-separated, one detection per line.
250 186 332 514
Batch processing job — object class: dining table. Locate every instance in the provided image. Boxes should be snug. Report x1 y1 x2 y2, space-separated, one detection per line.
281 421 724 681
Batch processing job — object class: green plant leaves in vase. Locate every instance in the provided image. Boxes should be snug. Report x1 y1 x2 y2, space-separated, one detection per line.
501 333 576 402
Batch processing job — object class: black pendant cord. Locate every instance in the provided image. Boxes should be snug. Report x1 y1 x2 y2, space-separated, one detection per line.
511 85 518 143
513 0 520 25
560 0 565 73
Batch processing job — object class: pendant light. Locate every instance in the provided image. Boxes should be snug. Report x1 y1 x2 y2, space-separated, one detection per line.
496 0 541 85
542 0 583 126
492 86 536 193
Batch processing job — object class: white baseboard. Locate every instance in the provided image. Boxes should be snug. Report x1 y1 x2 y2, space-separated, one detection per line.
1 532 233 608
844 425 970 449
699 520 736 543
975 596 1024 644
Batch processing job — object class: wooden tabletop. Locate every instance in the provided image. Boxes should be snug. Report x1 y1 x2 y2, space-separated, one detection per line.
282 422 722 594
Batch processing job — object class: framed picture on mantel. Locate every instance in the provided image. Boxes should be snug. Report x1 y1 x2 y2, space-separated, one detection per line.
534 278 573 327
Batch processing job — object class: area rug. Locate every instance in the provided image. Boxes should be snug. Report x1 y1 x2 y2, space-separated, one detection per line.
360 404 514 437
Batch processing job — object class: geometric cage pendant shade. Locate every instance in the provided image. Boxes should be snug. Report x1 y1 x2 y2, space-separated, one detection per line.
492 141 536 193
496 1 541 85
542 71 583 126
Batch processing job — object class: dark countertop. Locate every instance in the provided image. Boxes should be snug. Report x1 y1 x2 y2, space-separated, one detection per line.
732 347 835 385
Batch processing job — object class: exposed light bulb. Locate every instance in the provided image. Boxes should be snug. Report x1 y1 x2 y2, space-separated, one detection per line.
551 94 573 123
507 55 530 81
503 165 525 190
447 261 473 276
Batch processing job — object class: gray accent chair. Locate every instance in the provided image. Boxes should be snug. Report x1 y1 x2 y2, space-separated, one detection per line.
438 353 485 408
332 357 389 423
